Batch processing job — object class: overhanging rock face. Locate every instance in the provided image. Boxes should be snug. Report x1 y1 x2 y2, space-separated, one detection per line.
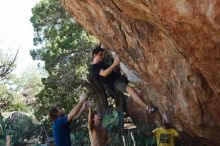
61 0 220 145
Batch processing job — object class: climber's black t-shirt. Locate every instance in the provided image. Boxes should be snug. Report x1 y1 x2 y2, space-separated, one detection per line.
91 61 120 90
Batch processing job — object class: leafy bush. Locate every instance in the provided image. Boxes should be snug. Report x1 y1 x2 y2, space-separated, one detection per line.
3 112 37 145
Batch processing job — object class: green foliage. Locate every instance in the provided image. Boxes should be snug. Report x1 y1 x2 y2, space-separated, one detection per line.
30 1 98 144
30 0 98 121
0 66 44 112
70 129 90 145
17 67 44 97
0 139 5 146
0 81 28 112
0 49 17 110
2 112 38 145
0 48 17 80
0 83 16 110
102 110 119 131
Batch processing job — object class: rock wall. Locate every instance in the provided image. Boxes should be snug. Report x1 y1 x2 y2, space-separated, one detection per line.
61 0 220 145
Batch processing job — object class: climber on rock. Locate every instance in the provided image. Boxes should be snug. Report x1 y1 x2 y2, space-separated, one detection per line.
91 45 157 113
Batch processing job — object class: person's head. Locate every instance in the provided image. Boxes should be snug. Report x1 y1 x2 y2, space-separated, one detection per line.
162 122 172 129
48 107 65 121
93 114 102 127
92 45 105 62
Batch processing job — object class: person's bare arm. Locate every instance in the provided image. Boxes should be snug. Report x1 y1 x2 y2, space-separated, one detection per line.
73 101 91 120
72 103 85 120
88 107 93 130
99 56 120 77
67 96 86 122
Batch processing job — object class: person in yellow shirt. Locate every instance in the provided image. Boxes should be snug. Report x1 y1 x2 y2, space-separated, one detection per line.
152 122 179 146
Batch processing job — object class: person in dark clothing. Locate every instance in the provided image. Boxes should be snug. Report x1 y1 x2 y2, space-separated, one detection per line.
92 60 128 93
91 46 157 113
48 95 91 146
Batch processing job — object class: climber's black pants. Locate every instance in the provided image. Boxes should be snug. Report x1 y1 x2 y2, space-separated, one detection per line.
113 76 129 93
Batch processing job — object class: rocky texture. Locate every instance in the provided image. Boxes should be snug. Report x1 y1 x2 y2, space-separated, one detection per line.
61 0 220 145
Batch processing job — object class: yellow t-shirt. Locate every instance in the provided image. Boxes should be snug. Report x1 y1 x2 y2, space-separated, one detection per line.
152 127 179 146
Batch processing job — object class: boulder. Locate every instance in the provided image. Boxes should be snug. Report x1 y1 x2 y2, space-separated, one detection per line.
61 0 220 145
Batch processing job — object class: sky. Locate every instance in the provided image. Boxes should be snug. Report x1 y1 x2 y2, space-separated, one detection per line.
0 0 40 75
